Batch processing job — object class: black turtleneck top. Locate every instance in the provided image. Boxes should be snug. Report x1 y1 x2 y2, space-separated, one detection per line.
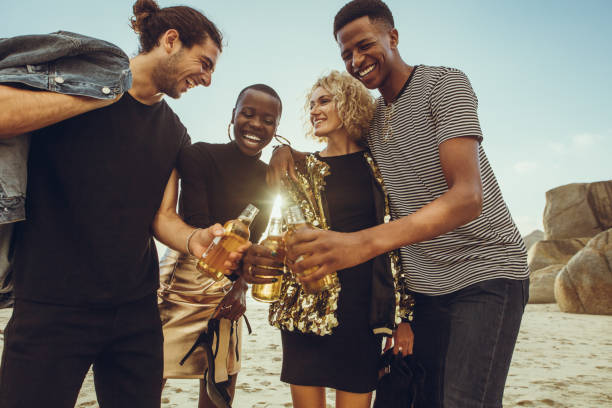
177 141 272 243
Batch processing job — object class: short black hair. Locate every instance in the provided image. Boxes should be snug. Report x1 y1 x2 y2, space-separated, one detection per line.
333 0 394 38
235 84 282 114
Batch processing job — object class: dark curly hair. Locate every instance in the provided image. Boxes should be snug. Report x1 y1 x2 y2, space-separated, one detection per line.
333 0 394 38
130 0 223 53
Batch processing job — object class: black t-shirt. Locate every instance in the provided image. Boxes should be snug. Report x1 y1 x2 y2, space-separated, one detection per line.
178 141 272 243
13 92 190 306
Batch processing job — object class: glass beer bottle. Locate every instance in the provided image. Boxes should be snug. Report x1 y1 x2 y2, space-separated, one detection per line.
284 205 338 294
196 204 259 281
251 216 286 302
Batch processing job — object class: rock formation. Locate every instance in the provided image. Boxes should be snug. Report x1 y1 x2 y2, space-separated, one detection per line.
554 229 612 315
527 238 590 273
529 264 564 304
543 181 612 240
523 229 544 251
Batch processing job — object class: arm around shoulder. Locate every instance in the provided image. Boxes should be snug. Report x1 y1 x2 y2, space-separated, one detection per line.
0 84 120 138
266 144 308 187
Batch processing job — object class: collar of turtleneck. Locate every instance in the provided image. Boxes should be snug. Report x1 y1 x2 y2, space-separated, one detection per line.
229 140 263 161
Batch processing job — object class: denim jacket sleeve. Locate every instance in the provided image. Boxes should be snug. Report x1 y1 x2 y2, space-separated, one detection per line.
0 30 132 224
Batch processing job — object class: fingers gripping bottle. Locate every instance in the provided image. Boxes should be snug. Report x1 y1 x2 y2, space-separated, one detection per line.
196 204 259 281
285 205 338 294
251 216 286 302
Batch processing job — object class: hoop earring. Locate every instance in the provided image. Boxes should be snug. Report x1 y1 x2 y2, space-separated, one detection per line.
227 123 234 141
274 134 291 146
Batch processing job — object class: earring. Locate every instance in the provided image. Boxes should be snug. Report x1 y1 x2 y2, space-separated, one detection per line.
274 134 291 145
227 123 234 141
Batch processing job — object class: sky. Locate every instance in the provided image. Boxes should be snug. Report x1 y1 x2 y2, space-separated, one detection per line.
3 0 611 235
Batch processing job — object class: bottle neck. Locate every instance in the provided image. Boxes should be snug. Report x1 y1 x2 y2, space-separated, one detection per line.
268 218 283 237
237 216 253 227
285 205 307 226
238 204 259 227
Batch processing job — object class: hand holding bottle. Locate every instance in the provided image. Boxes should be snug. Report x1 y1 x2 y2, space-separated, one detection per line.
189 223 251 274
197 204 259 281
285 227 361 283
284 205 338 294
241 244 284 285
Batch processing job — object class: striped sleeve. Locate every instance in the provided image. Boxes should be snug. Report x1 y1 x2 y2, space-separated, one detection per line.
429 69 484 145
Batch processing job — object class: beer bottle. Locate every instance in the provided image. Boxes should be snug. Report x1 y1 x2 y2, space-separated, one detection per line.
197 204 259 281
284 205 338 294
251 216 286 302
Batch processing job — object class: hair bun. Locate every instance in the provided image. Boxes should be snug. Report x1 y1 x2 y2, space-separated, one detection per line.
131 0 161 33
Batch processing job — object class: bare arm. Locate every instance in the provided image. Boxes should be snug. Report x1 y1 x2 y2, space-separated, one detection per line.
265 144 307 187
152 169 248 266
0 84 119 138
153 169 221 257
287 136 483 280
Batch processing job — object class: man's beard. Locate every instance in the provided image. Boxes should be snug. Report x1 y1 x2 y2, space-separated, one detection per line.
152 49 184 99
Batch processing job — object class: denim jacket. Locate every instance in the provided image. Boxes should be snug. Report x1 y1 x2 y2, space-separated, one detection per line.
0 30 132 224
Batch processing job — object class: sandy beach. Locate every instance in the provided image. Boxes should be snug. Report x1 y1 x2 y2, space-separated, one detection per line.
1 298 610 407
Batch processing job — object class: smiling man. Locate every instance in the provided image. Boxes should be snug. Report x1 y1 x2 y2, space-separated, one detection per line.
279 1 530 407
0 1 227 407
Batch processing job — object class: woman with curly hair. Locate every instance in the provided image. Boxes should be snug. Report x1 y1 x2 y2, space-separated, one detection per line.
242 71 413 408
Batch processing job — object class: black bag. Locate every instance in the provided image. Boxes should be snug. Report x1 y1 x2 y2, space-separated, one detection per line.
374 349 426 408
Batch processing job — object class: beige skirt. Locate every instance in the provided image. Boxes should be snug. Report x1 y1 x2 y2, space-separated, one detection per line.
158 249 242 381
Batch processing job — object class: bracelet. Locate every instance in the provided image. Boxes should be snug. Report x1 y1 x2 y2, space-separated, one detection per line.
186 228 202 257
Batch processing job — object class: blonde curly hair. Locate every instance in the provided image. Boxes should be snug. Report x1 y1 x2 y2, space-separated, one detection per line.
304 70 375 143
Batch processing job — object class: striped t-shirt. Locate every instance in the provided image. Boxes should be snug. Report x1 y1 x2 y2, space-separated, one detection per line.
367 65 529 295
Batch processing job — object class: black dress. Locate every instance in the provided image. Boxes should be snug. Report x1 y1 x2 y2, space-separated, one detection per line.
280 151 382 393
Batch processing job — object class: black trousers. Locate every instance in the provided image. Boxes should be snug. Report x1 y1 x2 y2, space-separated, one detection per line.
412 278 529 408
0 294 163 408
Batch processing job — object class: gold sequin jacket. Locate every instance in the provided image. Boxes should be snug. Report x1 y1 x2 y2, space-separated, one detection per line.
268 152 414 336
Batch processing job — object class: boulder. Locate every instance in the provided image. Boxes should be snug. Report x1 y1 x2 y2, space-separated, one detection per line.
523 229 544 251
554 229 612 315
527 238 590 273
543 180 612 240
528 264 564 304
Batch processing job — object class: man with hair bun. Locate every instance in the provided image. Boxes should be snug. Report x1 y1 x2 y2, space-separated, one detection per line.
273 0 529 407
0 1 230 407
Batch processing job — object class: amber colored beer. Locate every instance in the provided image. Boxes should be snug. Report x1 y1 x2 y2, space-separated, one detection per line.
251 227 286 302
196 204 259 281
285 205 338 294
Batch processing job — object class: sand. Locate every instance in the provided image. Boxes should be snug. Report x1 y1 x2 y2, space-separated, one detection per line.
1 300 610 407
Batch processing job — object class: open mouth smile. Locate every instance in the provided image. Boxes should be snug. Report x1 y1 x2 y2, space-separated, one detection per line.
358 64 376 78
243 133 263 143
313 119 325 127
185 78 197 89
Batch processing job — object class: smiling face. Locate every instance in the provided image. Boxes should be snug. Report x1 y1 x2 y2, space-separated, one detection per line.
232 89 282 156
336 16 398 91
153 36 220 99
309 86 343 139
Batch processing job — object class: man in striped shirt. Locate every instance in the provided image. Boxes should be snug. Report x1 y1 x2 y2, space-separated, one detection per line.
281 1 530 407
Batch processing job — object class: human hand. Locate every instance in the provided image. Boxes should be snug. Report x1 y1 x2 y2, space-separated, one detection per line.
188 225 250 272
266 145 298 187
224 242 251 272
387 322 413 357
239 244 284 284
213 277 247 321
285 228 373 282
188 224 225 258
